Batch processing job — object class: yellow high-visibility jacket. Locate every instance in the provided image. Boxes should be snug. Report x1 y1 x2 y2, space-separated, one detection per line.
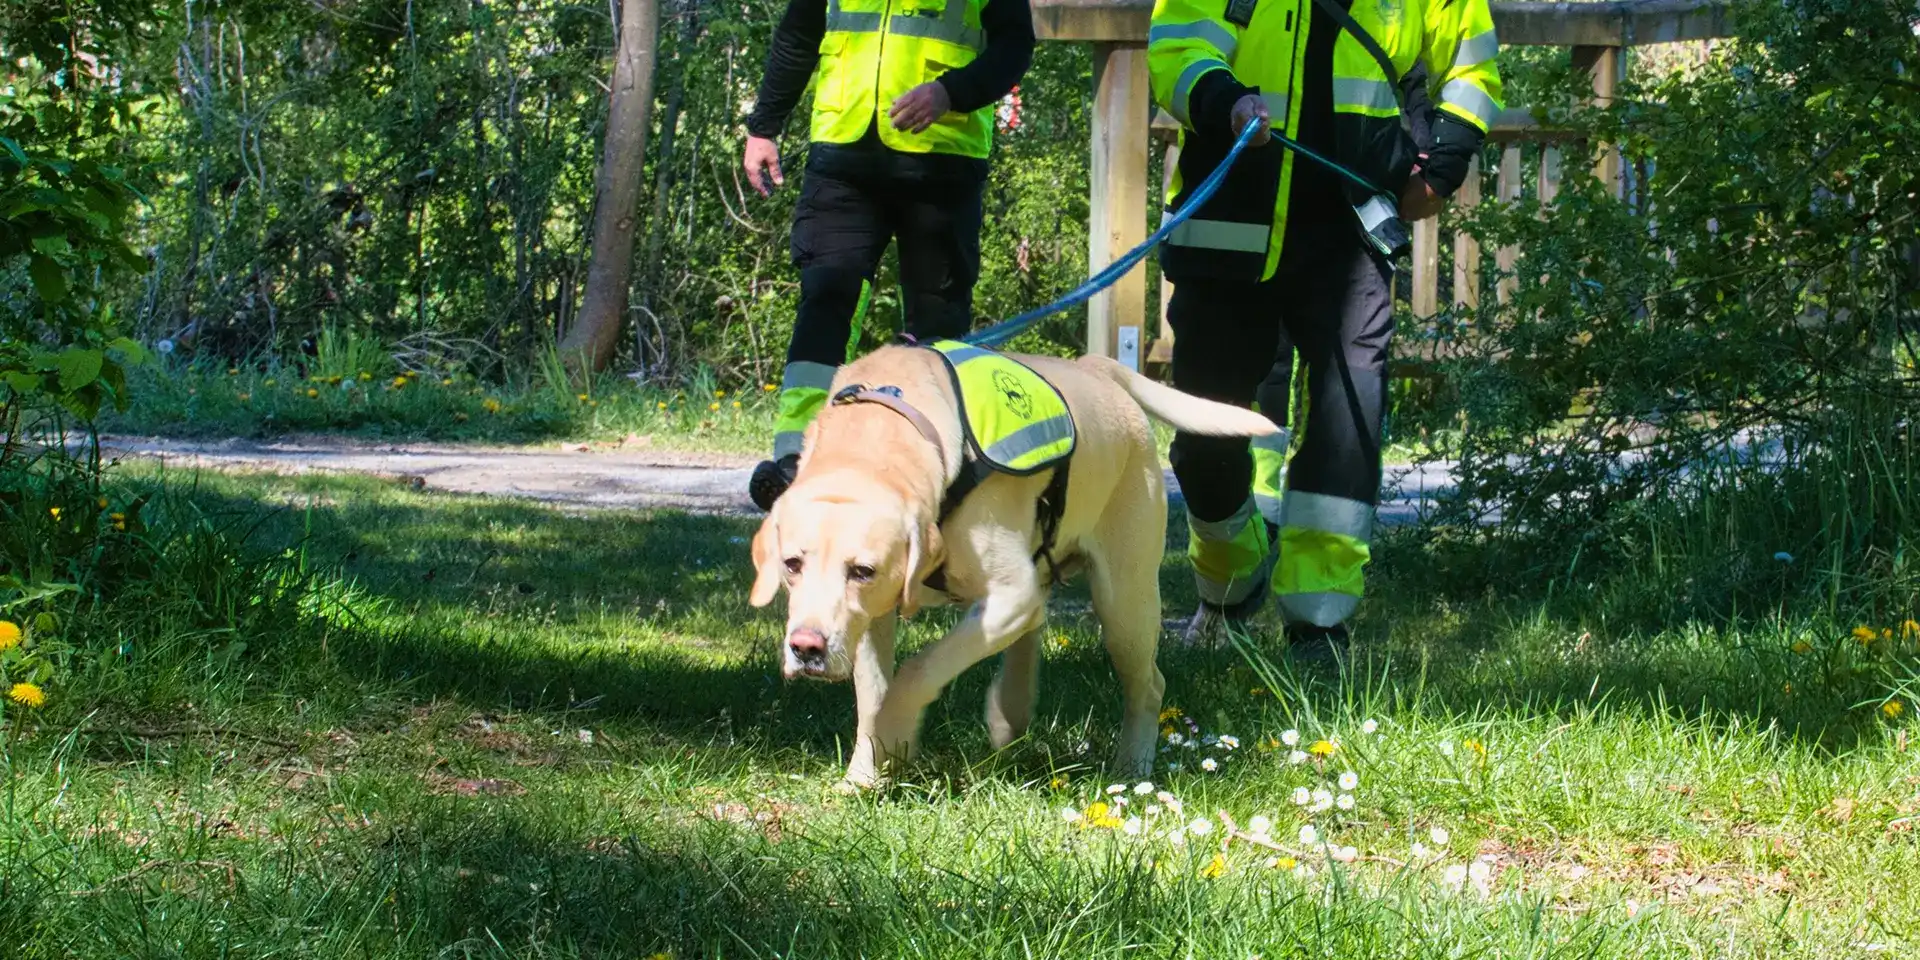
811 0 995 158
1149 0 1502 281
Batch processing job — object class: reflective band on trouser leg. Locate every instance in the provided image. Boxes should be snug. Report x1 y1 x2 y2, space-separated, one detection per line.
1273 491 1374 627
1250 428 1290 528
772 361 837 460
1187 497 1271 606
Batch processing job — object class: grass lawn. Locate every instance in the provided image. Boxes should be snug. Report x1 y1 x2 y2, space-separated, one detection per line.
4 467 1916 958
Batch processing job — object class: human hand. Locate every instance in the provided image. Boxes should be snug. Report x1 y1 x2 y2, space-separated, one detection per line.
1230 94 1272 146
1399 166 1444 222
888 82 952 134
743 135 784 197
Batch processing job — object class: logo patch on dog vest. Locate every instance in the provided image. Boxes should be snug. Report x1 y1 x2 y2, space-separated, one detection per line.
1225 0 1258 28
924 341 1074 476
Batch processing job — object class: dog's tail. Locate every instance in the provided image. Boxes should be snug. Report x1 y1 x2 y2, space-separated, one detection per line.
1079 355 1280 438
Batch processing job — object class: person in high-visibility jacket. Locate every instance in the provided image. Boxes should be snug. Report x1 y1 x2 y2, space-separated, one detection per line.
1148 0 1501 648
741 0 1034 511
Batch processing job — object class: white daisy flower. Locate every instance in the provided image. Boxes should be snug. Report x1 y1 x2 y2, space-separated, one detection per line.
1188 818 1213 836
1332 845 1359 863
1248 815 1273 836
1336 793 1355 811
1123 817 1144 836
1218 735 1240 750
1468 860 1493 883
1134 781 1155 795
1288 750 1309 765
1309 789 1334 813
1169 831 1187 847
1167 732 1185 746
1443 864 1468 886
1298 824 1319 846
1061 807 1082 823
1145 804 1163 817
1429 826 1451 847
1338 771 1359 791
1410 841 1431 860
1360 719 1379 735
1106 783 1126 795
1201 757 1219 773
1439 740 1455 757
1156 791 1182 814
1291 787 1312 806
1281 729 1301 747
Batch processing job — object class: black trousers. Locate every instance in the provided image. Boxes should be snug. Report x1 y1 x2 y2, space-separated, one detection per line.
1167 233 1395 523
785 170 984 366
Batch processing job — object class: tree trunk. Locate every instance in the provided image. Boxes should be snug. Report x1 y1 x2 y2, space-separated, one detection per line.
560 0 660 373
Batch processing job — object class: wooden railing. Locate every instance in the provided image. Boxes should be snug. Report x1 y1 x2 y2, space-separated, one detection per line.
1026 0 1737 370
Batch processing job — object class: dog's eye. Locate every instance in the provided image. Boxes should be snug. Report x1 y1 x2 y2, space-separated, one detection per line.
783 556 803 576
847 563 876 583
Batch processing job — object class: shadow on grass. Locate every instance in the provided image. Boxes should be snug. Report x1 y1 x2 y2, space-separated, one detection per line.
153 469 1883 764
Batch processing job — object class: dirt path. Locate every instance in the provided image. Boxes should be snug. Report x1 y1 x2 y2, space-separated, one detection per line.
101 434 1455 522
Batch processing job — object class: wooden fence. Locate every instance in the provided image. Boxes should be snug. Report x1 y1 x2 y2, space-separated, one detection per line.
1026 0 1738 370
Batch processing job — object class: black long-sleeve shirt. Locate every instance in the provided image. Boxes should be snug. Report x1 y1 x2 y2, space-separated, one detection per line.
744 0 1035 183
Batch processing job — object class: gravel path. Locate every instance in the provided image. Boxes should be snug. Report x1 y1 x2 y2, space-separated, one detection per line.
101 434 1456 522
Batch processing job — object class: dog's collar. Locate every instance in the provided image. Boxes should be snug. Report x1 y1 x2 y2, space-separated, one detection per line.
830 384 945 462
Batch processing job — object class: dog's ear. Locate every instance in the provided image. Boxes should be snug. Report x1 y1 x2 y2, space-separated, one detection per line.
748 506 784 608
898 516 944 618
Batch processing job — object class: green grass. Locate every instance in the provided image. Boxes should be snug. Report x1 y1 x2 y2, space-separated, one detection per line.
3 465 1916 958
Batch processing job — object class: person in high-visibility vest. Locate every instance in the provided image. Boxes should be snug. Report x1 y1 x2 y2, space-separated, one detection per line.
742 0 1034 511
1147 0 1501 649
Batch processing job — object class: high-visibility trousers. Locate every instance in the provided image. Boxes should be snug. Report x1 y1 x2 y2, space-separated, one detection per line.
1167 233 1391 625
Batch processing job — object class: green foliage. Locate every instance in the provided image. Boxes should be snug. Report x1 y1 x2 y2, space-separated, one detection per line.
1415 0 1920 620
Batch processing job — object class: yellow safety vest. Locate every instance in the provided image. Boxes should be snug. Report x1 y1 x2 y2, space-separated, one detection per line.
811 0 995 159
926 340 1074 473
1147 0 1503 280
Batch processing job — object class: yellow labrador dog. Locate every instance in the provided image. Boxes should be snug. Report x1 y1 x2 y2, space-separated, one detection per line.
748 344 1278 789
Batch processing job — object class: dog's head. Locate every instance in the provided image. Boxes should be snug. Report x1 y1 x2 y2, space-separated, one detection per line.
747 470 943 681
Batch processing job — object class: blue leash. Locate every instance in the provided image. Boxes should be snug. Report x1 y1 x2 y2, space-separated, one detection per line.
959 120 1385 349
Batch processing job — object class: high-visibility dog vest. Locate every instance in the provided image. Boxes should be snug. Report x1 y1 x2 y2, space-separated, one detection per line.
811 0 996 159
925 340 1075 474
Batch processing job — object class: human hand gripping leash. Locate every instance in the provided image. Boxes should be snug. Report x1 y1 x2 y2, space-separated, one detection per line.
961 117 1391 349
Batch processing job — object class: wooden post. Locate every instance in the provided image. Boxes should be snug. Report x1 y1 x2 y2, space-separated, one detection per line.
1495 143 1522 304
1146 140 1180 374
1087 42 1150 365
1411 215 1441 318
1571 44 1622 196
1452 154 1482 310
1537 146 1562 204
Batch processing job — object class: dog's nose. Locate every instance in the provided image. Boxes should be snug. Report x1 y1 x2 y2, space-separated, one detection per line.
787 628 828 672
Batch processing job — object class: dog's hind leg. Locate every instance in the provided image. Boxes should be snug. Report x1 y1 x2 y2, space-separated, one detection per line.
1086 475 1168 780
985 623 1043 751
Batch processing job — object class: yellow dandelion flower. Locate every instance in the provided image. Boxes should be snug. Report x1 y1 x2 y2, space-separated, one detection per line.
237 392 251 403
763 383 777 392
1308 739 1337 757
48 506 61 520
1904 620 1920 642
1886 700 1906 720
656 401 668 410
1257 735 1280 753
8 682 46 709
1049 776 1068 790
0 621 21 652
714 390 726 399
392 376 408 389
1160 724 1176 737
1268 856 1298 871
708 402 720 412
1883 628 1894 641
731 400 742 409
1250 687 1267 697
1200 854 1227 879
1782 682 1794 695
589 400 599 408
306 388 320 399
1853 625 1879 644
358 371 373 381
329 375 343 385
1158 706 1183 722
96 497 108 509
482 398 502 414
1791 641 1812 655
577 393 590 403
263 378 276 387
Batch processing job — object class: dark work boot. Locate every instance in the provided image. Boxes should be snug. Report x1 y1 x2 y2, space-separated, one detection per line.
748 454 799 513
1285 621 1351 664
